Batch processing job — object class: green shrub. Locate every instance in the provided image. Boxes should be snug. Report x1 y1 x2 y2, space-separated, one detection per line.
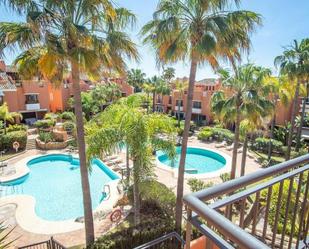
63 121 75 132
44 113 58 120
128 180 176 219
252 137 283 154
34 119 55 129
197 130 213 141
187 178 214 192
198 127 234 143
6 124 27 132
60 111 75 121
90 218 175 249
38 132 54 143
0 130 27 151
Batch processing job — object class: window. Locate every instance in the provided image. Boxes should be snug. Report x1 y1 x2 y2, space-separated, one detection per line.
193 101 201 109
0 96 3 105
122 92 126 97
176 100 183 106
168 96 172 104
157 95 162 103
25 94 39 104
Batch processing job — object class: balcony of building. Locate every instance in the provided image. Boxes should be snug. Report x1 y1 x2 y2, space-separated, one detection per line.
192 101 202 114
135 154 309 249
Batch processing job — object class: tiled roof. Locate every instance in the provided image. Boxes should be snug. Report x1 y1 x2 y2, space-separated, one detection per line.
0 72 16 91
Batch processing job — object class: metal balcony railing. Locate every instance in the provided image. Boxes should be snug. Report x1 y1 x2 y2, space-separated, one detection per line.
183 154 309 249
133 232 185 249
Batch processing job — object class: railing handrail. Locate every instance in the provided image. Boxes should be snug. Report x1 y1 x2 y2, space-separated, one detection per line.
133 232 185 249
189 153 309 201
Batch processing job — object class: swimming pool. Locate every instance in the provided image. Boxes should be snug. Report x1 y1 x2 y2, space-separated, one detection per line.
0 154 119 221
157 147 229 176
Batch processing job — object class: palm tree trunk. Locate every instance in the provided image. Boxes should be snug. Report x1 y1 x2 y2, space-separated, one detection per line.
126 146 130 185
240 135 248 176
295 91 307 151
175 57 198 233
267 113 276 162
71 61 95 245
152 92 156 112
177 100 181 127
286 80 301 160
231 107 241 179
133 158 140 225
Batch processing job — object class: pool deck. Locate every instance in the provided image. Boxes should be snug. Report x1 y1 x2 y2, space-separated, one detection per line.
0 137 262 247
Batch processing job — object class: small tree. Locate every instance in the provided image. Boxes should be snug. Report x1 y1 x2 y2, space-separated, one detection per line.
87 101 176 225
0 103 22 134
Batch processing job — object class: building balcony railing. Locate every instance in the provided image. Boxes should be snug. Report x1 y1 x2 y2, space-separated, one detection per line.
25 103 40 111
192 108 202 114
176 106 183 112
183 154 309 249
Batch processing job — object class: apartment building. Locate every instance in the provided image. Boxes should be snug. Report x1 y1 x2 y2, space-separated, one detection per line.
0 60 134 124
155 77 221 125
155 76 304 126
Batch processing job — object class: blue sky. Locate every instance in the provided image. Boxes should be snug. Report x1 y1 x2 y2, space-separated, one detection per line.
1 0 309 80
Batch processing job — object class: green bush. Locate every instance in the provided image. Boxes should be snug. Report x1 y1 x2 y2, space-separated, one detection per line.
0 130 27 151
187 178 214 192
6 124 27 132
34 119 55 129
252 137 283 154
198 127 234 143
197 130 213 141
44 112 58 120
60 111 75 121
63 121 75 132
128 180 176 219
38 132 54 143
90 218 175 249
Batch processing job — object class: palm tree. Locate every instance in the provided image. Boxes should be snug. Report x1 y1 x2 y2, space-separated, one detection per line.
127 69 146 92
263 76 293 161
0 1 138 245
141 0 261 232
87 102 176 225
174 79 188 127
295 82 308 151
212 64 273 178
274 39 309 160
147 76 170 112
0 102 22 134
162 67 175 83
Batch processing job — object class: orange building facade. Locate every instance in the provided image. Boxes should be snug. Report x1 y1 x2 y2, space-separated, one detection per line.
155 77 300 126
0 60 134 124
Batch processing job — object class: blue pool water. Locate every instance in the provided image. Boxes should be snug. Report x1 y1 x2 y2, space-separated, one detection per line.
0 154 119 221
157 147 226 174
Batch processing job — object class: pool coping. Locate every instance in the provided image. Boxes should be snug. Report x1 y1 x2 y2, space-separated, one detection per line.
0 152 121 235
156 146 232 179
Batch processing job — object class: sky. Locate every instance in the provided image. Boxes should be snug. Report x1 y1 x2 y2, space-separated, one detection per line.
0 0 309 80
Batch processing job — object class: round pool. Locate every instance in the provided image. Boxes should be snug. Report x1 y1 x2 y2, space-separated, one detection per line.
0 154 119 221
157 147 230 177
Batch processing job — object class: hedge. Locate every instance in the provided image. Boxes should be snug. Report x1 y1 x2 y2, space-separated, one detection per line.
198 127 234 143
34 119 55 129
0 130 27 151
251 137 283 154
60 111 75 121
63 121 75 132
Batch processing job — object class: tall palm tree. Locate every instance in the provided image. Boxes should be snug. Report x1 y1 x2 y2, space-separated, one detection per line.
127 69 146 92
174 79 188 127
274 39 309 160
212 64 273 178
263 76 293 161
0 102 22 134
141 0 261 232
162 67 175 84
148 76 170 112
0 1 138 245
86 102 176 225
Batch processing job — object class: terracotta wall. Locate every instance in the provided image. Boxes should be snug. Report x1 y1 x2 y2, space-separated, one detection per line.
2 91 19 112
16 80 50 111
